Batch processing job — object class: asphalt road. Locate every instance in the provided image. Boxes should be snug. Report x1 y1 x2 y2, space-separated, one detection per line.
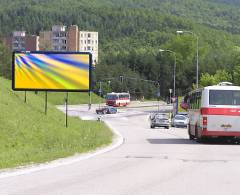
1 102 240 195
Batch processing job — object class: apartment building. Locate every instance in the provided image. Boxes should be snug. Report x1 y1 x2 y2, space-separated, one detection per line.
4 25 99 64
26 35 39 51
66 25 99 65
79 31 98 65
12 31 26 51
39 31 52 50
52 25 67 51
67 25 79 51
9 31 39 51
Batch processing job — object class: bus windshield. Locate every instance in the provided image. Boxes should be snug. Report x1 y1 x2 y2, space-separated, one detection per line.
209 90 240 105
106 94 118 100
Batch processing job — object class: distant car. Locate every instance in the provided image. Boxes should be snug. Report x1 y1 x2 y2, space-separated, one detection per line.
171 114 189 128
149 113 170 129
177 112 188 117
96 106 117 114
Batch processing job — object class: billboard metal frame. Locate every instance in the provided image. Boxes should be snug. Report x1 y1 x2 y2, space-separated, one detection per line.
12 51 92 92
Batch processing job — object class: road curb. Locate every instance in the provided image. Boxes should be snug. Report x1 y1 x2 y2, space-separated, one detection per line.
0 119 124 179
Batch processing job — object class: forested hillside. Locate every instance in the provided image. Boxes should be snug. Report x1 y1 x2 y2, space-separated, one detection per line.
1 0 240 97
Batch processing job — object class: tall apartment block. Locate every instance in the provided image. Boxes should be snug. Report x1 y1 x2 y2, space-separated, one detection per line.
66 25 99 65
79 31 98 65
26 35 39 51
3 25 98 64
5 31 39 51
12 31 26 51
52 25 67 51
39 31 52 50
67 25 79 51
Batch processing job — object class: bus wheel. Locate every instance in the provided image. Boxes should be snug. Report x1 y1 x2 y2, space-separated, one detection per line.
188 125 194 140
189 134 195 140
195 126 202 143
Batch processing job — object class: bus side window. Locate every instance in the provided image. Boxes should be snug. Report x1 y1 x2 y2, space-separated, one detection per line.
196 92 200 109
189 95 193 109
192 93 196 109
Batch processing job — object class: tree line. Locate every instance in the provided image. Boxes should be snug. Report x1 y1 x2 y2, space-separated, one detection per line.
1 0 240 98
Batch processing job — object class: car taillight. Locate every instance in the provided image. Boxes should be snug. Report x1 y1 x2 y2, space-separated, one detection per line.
203 116 207 130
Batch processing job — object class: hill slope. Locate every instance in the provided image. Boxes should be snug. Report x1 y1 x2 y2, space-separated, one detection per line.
1 0 240 97
0 0 240 34
0 77 112 169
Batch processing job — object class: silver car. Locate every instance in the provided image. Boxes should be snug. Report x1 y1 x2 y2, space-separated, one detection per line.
171 114 189 128
150 113 170 129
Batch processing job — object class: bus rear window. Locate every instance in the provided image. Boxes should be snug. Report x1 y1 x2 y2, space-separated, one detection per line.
209 90 240 105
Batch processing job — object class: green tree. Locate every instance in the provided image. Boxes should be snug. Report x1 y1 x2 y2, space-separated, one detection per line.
214 69 232 83
200 73 216 87
0 42 11 79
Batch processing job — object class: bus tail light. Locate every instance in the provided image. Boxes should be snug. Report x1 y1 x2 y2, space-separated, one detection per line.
203 116 207 130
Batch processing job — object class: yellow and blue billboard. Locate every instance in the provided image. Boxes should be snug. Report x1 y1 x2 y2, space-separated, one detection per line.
12 51 92 91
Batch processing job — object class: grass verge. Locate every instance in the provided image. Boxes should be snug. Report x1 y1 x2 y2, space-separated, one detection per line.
33 91 103 105
0 77 113 169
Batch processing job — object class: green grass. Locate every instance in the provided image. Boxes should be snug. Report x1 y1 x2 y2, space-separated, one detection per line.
0 77 113 169
33 91 103 105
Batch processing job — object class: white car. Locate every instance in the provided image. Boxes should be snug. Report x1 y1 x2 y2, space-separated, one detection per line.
171 114 189 128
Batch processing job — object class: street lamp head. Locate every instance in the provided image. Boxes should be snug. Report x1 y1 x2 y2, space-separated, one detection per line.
159 49 165 52
176 30 184 34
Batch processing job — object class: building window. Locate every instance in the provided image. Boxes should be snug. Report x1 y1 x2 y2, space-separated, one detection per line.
53 32 59 37
88 33 91 38
87 40 91 44
84 40 87 44
95 40 98 44
84 47 86 50
60 32 66 37
87 46 91 50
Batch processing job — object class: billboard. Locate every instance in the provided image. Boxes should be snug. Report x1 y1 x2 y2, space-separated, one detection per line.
12 51 92 91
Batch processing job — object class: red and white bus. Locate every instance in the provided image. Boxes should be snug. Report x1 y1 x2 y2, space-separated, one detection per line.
106 92 130 107
181 82 240 140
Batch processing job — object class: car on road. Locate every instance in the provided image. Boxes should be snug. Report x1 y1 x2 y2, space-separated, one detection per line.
177 112 188 117
171 114 189 128
96 106 117 114
149 113 170 129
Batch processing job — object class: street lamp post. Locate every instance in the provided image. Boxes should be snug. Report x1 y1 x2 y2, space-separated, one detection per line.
159 49 177 98
176 30 199 88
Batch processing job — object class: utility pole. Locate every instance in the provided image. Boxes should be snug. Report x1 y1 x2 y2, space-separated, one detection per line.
120 75 124 92
98 81 102 109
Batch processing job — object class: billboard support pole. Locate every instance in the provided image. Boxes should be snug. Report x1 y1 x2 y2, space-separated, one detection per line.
99 81 102 109
88 91 92 110
45 91 48 115
24 91 27 103
65 92 68 128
